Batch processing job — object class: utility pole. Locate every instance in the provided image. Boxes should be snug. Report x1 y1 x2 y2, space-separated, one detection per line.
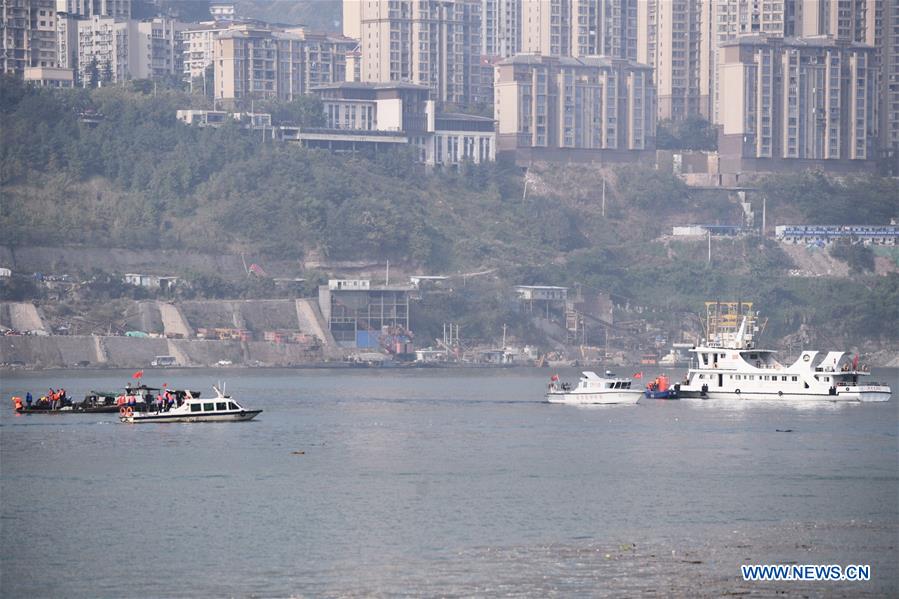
601 179 606 217
707 229 711 264
762 197 767 238
385 260 390 286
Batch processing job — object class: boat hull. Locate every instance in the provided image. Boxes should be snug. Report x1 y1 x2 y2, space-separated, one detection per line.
679 387 890 402
546 390 642 405
643 389 678 400
121 410 262 423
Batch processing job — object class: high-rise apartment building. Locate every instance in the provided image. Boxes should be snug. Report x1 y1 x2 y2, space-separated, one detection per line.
480 0 519 57
718 35 876 170
494 54 654 155
348 0 484 105
56 0 130 18
705 0 799 123
800 0 874 40
2 0 59 76
879 0 898 150
132 16 184 79
520 0 639 60
638 0 705 120
798 1 895 152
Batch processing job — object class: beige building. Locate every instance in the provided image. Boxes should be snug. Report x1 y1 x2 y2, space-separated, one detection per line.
718 35 876 171
284 27 357 89
182 22 229 81
2 0 59 76
213 27 304 102
24 64 73 85
210 25 357 102
494 54 655 156
346 0 485 105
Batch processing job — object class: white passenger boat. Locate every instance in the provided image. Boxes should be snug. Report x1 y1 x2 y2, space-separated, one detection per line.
119 386 262 423
546 371 643 405
678 308 891 403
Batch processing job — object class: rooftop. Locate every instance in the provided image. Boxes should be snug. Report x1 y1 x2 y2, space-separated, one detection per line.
721 34 875 50
312 81 431 92
499 53 653 71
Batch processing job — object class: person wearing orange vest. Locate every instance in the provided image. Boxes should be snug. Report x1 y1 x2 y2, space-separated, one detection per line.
12 396 23 411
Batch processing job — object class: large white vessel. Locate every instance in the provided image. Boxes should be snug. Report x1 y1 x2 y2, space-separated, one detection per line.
546 371 643 405
679 303 891 402
119 386 262 423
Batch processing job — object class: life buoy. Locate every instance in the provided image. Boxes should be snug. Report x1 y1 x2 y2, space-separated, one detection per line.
239 410 246 417
778 390 783 397
735 389 741 394
124 406 133 418
119 406 127 416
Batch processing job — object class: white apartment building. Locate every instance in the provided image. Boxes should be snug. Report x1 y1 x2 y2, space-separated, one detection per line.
75 15 182 84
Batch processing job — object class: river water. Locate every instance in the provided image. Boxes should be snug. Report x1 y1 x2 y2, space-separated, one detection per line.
1 367 897 597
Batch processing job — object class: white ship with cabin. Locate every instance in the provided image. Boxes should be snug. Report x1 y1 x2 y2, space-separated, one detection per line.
546 371 643 405
119 385 262 423
678 302 890 402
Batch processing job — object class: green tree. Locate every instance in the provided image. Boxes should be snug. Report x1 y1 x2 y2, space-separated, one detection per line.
656 116 718 150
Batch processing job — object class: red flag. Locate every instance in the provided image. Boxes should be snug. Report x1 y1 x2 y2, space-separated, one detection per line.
162 383 167 388
852 354 859 370
550 374 559 382
633 372 643 379
132 370 143 379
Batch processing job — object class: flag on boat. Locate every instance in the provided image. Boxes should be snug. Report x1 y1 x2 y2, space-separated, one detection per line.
550 374 559 382
632 372 643 379
132 370 143 379
852 354 859 369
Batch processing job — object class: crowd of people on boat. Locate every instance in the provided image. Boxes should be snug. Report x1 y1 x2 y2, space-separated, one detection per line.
116 385 188 413
11 389 70 411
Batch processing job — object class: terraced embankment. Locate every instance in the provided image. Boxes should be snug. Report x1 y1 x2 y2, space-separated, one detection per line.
0 299 341 368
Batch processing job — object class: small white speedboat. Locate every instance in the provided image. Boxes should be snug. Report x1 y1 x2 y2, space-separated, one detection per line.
119 385 261 423
546 371 643 405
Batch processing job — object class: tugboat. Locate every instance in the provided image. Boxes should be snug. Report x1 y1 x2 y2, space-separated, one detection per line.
546 371 643 405
120 385 261 423
679 302 891 402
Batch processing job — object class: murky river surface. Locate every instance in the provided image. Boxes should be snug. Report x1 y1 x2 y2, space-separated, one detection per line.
1 367 897 597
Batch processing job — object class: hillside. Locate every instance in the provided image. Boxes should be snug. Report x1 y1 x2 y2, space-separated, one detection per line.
1 79 898 352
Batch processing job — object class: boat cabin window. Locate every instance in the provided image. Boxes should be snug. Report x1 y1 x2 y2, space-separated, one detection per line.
792 376 797 381
781 376 787 381
203 402 214 412
735 375 741 380
216 402 227 411
699 374 704 379
228 402 239 410
749 353 758 360
190 404 201 412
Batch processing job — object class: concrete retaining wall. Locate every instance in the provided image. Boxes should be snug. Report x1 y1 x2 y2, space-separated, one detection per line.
0 335 325 368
